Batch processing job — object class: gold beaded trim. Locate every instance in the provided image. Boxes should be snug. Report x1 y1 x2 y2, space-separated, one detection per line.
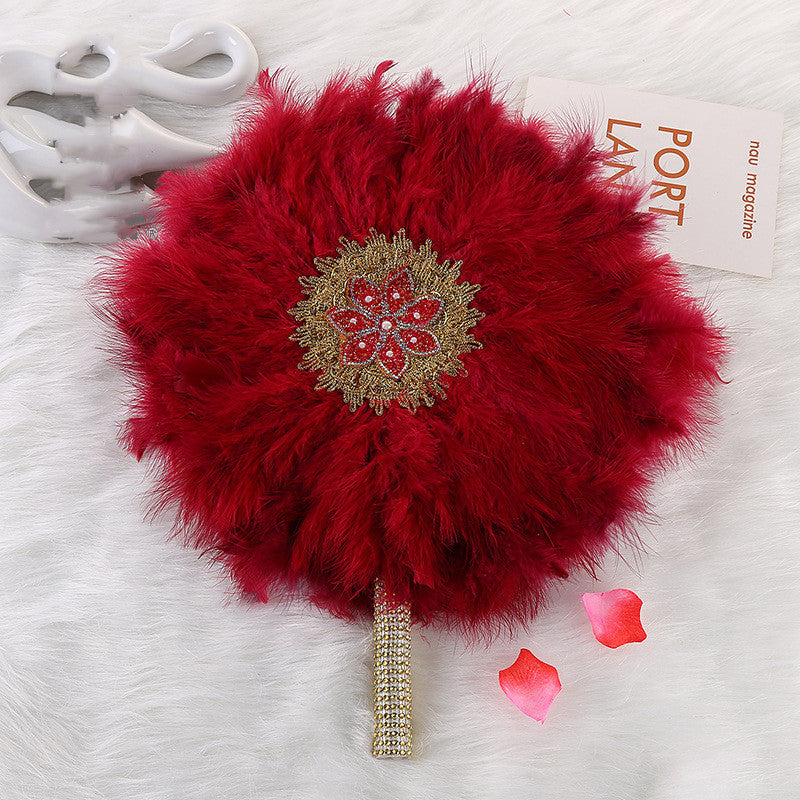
289 229 482 414
372 578 412 758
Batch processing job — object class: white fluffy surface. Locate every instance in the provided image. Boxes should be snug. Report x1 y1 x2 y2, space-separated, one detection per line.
1 1 799 798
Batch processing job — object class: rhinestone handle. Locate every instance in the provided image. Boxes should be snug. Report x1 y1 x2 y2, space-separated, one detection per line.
371 577 412 758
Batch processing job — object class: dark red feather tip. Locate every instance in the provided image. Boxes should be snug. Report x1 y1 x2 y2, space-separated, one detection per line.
100 67 726 636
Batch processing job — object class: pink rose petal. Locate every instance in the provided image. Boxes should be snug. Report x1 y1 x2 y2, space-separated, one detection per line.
499 648 562 722
581 589 647 648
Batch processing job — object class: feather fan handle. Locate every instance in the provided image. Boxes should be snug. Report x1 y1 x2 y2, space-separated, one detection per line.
372 578 413 758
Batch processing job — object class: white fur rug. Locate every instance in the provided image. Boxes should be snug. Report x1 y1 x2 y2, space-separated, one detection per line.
1 1 799 798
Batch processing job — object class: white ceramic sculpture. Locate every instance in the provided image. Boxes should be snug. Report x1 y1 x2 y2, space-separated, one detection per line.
0 20 258 243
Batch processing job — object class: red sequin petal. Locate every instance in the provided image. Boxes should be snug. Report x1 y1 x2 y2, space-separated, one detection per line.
581 589 647 649
341 330 380 365
349 276 383 317
398 296 443 327
326 308 373 334
384 269 415 314
499 648 562 723
398 328 440 355
377 334 408 378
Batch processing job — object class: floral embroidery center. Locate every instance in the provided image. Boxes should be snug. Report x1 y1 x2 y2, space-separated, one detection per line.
289 229 482 414
327 269 443 379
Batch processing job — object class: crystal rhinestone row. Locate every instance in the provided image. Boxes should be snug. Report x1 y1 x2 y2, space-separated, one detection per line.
372 578 413 758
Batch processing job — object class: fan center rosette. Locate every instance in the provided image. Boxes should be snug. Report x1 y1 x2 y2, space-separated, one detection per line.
290 229 483 414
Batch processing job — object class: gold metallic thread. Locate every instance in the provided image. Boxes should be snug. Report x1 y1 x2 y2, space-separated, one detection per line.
371 577 413 758
289 229 483 414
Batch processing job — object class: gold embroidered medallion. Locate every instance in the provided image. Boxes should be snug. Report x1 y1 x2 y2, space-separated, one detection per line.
290 230 482 414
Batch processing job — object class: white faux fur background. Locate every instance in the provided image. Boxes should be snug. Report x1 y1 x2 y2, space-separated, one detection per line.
1 1 799 798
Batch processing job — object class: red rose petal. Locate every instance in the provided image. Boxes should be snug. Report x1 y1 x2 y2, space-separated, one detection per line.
326 307 373 334
384 268 415 313
349 276 383 317
397 296 443 327
499 648 561 723
376 333 407 378
341 330 380 365
581 589 647 649
398 328 440 355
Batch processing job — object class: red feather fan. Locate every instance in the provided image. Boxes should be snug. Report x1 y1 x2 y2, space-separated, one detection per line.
102 62 724 754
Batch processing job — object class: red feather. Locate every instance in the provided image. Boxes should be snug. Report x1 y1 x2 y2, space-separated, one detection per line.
101 63 725 636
